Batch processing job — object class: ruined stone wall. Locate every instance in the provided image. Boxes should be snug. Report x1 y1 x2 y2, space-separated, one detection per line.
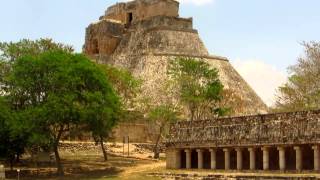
112 122 159 143
131 16 193 31
84 20 124 56
167 110 320 148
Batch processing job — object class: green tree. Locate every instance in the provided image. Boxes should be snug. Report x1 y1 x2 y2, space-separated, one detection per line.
275 42 320 112
0 38 73 62
148 105 178 158
4 50 119 176
168 57 226 121
90 65 141 161
0 39 74 171
102 64 142 111
0 97 28 170
0 39 73 95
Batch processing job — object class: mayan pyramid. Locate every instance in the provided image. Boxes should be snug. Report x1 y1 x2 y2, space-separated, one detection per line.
84 0 268 116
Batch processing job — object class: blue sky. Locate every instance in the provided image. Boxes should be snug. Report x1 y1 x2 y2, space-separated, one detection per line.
1 0 320 106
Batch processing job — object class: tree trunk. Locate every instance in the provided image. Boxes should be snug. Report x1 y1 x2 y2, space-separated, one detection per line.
16 153 20 163
53 126 64 176
154 127 163 159
100 136 108 161
9 156 14 171
54 145 64 176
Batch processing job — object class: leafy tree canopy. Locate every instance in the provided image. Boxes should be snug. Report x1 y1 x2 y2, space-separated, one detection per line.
148 104 179 158
0 38 73 62
3 50 120 175
168 57 226 121
275 42 320 112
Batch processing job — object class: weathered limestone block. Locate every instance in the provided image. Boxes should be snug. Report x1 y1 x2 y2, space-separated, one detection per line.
166 149 181 169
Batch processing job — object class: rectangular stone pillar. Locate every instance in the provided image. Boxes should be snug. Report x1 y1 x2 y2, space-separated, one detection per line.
166 149 181 169
248 148 256 170
0 164 5 180
209 148 216 170
312 145 320 171
236 148 243 170
196 149 204 169
278 147 286 171
294 146 302 171
261 147 269 170
185 149 192 169
223 148 230 170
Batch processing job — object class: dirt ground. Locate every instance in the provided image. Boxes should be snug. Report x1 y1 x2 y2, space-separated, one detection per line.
2 142 165 180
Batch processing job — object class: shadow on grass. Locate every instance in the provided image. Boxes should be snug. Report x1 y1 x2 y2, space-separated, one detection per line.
3 154 152 180
5 166 123 180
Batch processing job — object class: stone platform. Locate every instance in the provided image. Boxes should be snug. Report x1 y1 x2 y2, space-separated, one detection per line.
148 171 320 180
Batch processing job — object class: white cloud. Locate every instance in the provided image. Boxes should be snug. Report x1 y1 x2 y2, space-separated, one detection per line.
232 60 287 107
177 0 214 6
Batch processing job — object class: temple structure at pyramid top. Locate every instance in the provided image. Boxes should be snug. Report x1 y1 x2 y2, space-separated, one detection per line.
104 0 180 24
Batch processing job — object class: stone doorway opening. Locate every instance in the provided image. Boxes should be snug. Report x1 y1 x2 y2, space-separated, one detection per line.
180 150 186 169
127 12 133 24
242 149 250 170
230 149 237 169
255 148 263 170
269 147 279 170
92 39 99 54
191 150 198 169
203 149 211 169
216 149 224 169
285 147 296 170
302 145 314 170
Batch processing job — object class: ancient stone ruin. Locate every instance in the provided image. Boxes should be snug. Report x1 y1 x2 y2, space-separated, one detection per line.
166 110 320 172
84 0 320 175
84 0 267 116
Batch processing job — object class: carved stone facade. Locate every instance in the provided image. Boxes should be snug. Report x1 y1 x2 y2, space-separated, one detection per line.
166 110 320 172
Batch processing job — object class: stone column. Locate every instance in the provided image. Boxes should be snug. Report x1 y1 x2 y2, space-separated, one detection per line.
223 148 230 170
197 149 204 169
248 148 256 170
294 146 302 171
236 148 243 170
0 164 4 179
261 147 269 170
209 148 216 170
185 149 192 169
175 150 182 169
278 147 286 171
312 145 320 171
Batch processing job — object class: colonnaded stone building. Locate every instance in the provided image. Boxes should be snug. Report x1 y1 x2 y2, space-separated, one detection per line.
84 0 268 142
166 110 320 172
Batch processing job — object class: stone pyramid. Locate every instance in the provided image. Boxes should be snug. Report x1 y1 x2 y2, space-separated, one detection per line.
84 0 268 116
